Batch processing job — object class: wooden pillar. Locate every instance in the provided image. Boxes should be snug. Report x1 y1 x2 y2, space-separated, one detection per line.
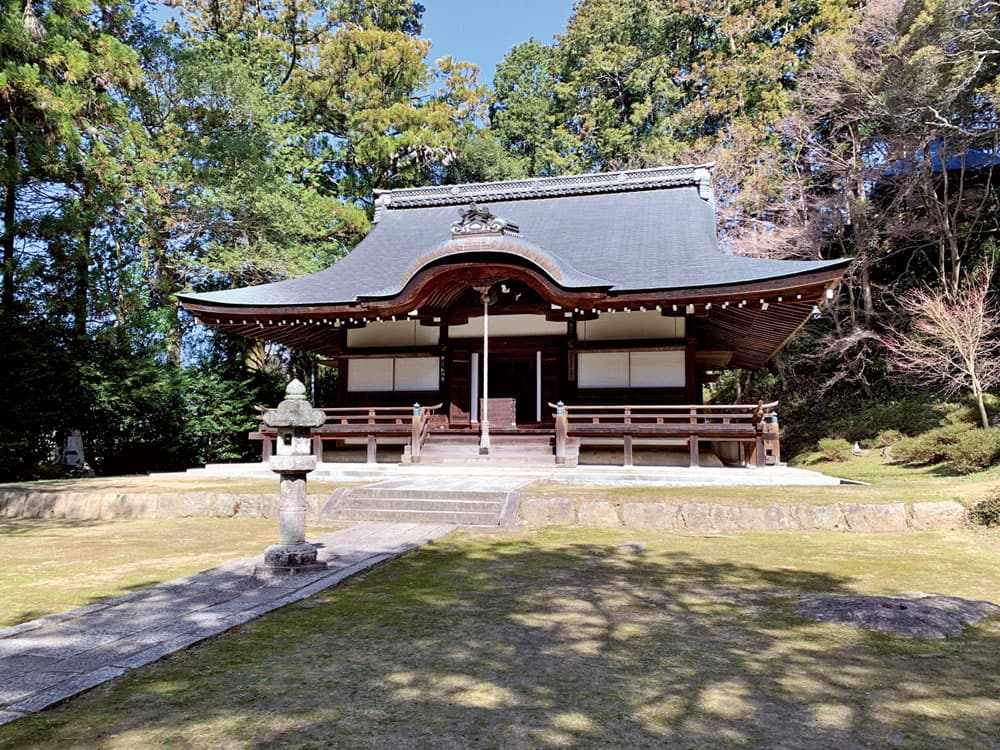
624 433 633 467
685 338 699 404
261 435 273 464
689 435 699 468
754 431 765 468
366 434 377 464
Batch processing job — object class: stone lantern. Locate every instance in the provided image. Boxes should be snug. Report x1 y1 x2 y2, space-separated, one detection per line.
257 379 328 575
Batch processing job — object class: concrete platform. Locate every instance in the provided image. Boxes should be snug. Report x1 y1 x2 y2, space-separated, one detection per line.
180 461 843 487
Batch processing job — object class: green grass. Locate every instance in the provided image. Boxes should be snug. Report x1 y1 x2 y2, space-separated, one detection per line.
1 528 997 749
0 518 342 628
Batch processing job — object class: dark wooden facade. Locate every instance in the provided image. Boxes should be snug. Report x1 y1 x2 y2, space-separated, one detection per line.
179 165 850 461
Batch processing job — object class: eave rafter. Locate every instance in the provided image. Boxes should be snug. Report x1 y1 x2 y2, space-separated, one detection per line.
181 261 847 366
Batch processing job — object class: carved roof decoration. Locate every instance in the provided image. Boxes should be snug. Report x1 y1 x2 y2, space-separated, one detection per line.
449 203 521 238
373 163 715 221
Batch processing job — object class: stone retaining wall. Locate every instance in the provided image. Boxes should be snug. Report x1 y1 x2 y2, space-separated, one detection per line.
518 498 968 532
0 488 968 532
0 489 320 522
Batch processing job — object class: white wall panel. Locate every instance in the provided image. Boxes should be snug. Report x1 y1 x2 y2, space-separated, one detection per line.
347 320 437 347
577 352 630 388
347 358 394 392
450 314 567 338
394 357 440 391
577 350 686 388
579 311 684 341
629 351 685 387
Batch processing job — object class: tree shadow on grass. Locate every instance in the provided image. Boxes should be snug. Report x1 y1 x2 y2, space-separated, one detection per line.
1 538 998 749
0 519 108 535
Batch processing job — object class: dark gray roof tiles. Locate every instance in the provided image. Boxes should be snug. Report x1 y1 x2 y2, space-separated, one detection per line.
179 167 847 309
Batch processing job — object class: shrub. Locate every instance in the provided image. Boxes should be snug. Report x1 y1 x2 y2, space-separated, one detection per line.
892 423 974 465
817 438 852 462
946 429 1000 474
874 429 903 448
968 495 1000 527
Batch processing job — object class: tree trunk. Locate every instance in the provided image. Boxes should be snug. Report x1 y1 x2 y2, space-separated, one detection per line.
860 256 873 326
2 128 16 319
73 222 91 341
150 229 182 366
973 380 990 429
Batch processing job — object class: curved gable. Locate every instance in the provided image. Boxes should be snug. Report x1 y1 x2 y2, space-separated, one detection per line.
363 235 614 300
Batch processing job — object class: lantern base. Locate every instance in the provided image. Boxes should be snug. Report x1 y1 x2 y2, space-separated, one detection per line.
255 542 327 576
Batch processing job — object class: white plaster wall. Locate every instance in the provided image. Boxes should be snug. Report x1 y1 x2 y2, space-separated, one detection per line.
394 357 440 391
578 311 684 341
348 358 394 391
347 320 438 347
450 314 567 338
347 357 440 392
577 352 629 388
577 350 685 388
630 351 685 387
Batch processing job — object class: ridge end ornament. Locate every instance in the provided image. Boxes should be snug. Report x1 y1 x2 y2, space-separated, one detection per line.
450 203 521 237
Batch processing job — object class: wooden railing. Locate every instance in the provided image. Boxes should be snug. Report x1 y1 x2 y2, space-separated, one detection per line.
550 401 780 468
251 403 442 464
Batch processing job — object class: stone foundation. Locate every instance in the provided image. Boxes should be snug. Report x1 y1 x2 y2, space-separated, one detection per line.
0 489 306 522
0 488 969 532
519 498 968 532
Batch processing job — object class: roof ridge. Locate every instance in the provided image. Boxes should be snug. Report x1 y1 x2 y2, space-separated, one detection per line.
373 163 715 219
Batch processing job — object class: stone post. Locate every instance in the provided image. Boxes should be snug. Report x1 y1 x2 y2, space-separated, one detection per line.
554 401 568 465
256 379 328 576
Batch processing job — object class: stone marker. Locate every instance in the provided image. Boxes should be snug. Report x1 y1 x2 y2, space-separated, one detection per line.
256 379 328 576
796 593 1000 638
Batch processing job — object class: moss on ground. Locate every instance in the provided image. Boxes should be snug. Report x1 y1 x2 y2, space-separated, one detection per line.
0 528 997 749
0 518 343 627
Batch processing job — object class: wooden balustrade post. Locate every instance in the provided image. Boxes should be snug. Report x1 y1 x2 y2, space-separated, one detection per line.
312 435 323 465
554 401 568 464
262 435 273 464
689 435 699 468
366 434 377 464
411 403 423 463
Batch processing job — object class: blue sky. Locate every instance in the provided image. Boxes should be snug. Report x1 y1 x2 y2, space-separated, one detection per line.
420 0 576 85
151 0 577 88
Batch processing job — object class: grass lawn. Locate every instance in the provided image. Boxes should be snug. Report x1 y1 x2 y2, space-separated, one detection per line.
0 527 997 749
0 518 342 628
526 451 1000 507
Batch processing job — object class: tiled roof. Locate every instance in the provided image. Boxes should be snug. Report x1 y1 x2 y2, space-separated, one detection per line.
179 165 846 308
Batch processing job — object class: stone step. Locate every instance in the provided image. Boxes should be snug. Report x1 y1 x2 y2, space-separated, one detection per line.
344 487 508 502
335 508 503 526
338 497 503 513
